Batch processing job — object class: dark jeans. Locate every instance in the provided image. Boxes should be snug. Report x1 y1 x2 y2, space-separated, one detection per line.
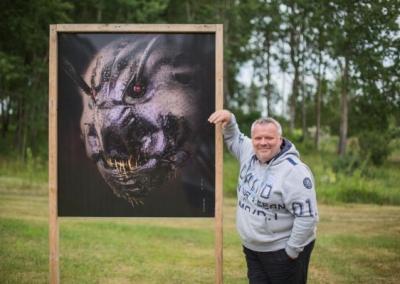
243 240 315 284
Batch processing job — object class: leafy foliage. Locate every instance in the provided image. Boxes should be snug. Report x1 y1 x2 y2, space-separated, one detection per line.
358 131 391 166
0 0 399 168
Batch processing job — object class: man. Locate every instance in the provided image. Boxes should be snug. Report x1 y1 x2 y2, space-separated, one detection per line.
208 110 318 284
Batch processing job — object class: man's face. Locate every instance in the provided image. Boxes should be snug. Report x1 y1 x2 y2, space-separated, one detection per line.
251 123 282 163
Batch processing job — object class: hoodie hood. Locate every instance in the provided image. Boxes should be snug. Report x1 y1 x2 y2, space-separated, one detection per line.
268 138 300 166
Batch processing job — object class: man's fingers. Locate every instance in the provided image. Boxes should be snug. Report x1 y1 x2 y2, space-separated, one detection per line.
211 114 223 123
211 115 224 124
209 110 225 121
208 110 230 125
208 112 222 123
208 112 218 123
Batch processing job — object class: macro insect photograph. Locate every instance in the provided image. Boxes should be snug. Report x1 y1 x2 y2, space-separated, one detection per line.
57 32 216 217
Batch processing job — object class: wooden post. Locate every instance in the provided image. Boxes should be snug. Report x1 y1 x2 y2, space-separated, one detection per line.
49 24 223 283
215 24 224 284
49 24 59 284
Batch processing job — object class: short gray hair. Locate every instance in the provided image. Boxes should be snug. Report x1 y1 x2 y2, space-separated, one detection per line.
251 117 283 136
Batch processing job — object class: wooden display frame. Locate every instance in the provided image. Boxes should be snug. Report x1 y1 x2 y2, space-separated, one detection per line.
49 24 223 283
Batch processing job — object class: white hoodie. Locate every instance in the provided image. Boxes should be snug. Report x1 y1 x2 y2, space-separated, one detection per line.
224 115 319 258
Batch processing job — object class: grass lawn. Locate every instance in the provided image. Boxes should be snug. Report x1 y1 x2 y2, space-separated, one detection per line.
1 178 400 283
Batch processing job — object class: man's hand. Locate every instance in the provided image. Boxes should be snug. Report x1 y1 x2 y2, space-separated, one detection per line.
208 110 232 128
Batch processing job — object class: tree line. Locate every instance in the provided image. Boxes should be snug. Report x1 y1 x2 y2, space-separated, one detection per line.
0 0 399 165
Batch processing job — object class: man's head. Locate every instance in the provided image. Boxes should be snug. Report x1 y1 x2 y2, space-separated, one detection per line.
251 118 283 163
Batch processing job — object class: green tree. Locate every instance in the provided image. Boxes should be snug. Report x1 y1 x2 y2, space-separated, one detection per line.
324 0 399 156
0 0 72 157
251 0 281 116
305 0 331 149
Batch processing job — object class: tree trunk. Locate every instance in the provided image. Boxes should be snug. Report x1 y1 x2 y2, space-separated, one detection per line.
338 57 349 156
221 1 230 107
96 0 103 22
290 65 299 132
185 0 192 22
265 32 272 117
288 12 301 133
14 93 25 157
29 97 38 151
314 50 322 150
300 37 307 139
1 103 10 138
301 79 307 139
1 92 11 138
21 109 28 160
287 1 300 133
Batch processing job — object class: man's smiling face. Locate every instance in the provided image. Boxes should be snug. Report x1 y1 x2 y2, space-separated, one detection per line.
251 123 282 163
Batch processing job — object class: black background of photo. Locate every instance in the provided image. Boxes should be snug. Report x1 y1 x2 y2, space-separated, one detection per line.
57 33 215 217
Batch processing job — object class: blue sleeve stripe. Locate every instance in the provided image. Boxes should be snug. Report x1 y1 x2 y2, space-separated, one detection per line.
286 157 297 165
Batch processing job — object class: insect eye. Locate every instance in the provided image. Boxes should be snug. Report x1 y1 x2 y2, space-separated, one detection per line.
124 81 146 103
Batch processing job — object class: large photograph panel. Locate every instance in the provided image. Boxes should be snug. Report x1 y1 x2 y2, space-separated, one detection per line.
58 33 215 217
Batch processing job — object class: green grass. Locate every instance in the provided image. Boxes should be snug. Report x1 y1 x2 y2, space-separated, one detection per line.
58 222 215 283
0 153 47 185
303 152 400 205
1 139 400 283
1 179 400 283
